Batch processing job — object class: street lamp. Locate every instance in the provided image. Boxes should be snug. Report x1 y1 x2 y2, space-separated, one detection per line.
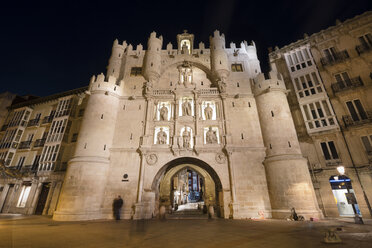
336 166 364 224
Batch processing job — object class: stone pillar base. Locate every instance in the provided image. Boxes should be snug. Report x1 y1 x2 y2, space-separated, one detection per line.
133 203 144 220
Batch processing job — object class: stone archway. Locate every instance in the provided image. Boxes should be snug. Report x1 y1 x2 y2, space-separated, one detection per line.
151 157 224 218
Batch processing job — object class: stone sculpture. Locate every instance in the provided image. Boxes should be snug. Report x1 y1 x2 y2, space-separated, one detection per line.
159 104 168 121
182 99 192 116
182 128 191 148
204 103 213 120
157 128 167 144
206 127 218 144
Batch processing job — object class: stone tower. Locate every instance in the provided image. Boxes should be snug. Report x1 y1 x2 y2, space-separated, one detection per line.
53 74 123 221
253 68 322 219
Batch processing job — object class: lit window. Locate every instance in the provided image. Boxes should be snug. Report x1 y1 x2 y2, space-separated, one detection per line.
231 63 243 72
17 185 31 208
130 67 142 76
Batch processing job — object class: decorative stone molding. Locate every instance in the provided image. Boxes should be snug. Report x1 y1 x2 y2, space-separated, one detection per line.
145 153 158 165
215 152 226 164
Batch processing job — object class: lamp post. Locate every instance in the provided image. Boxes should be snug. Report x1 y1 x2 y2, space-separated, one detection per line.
336 166 364 224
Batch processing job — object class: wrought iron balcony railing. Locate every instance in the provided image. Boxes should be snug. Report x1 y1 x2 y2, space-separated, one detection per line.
27 118 40 127
356 43 372 55
331 76 363 93
343 111 372 128
320 50 349 66
33 138 46 148
18 140 32 149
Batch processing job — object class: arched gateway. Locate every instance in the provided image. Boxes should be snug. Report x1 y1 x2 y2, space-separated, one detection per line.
53 30 322 221
151 157 224 218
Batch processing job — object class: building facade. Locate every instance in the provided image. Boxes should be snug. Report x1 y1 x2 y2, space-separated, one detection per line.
0 29 323 221
0 88 87 215
270 11 372 218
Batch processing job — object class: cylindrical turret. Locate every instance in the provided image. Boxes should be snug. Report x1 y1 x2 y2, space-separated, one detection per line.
106 39 126 78
254 69 322 219
53 74 120 221
143 31 163 83
210 30 230 81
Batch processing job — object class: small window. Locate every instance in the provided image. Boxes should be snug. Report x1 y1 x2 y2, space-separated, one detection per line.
231 63 243 72
130 67 142 76
71 133 78 143
320 141 339 161
361 135 372 155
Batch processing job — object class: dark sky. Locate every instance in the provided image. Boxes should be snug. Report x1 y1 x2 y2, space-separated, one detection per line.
0 0 371 97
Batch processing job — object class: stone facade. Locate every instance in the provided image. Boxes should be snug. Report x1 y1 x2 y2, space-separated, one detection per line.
1 29 328 221
270 11 372 218
0 88 87 215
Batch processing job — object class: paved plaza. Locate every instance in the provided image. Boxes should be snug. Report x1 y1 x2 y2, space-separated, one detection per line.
1 215 372 248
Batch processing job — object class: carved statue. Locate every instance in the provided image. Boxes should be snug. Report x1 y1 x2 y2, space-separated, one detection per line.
182 128 191 148
159 104 168 121
157 128 167 144
181 41 189 54
206 127 218 144
182 99 192 116
144 81 153 94
217 79 227 93
204 103 213 120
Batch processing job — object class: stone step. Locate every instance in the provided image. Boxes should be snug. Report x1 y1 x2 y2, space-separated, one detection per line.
166 210 207 219
165 213 208 220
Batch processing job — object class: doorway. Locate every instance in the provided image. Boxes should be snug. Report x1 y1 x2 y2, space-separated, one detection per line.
35 183 51 215
1 184 14 213
329 175 361 217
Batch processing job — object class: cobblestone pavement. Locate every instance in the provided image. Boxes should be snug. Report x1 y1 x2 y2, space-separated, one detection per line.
1 215 372 248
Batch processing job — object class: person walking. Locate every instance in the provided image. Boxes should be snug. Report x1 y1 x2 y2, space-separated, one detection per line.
113 195 124 220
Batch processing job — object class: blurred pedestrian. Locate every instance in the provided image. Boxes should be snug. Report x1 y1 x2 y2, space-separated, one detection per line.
113 195 124 220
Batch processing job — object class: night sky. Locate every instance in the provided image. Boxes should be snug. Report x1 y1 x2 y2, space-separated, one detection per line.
0 0 371 97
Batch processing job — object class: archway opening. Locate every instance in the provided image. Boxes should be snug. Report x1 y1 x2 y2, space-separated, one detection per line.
152 157 224 218
329 175 361 217
171 168 204 212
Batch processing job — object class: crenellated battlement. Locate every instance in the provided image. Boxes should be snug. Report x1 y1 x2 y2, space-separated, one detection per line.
149 31 163 42
252 70 286 96
89 73 123 95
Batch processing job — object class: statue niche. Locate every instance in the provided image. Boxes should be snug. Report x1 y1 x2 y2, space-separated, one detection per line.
205 127 218 144
159 103 169 121
156 127 168 145
181 99 192 116
181 127 192 149
178 61 194 88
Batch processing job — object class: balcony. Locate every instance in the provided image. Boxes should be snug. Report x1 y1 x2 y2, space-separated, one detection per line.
18 140 32 149
54 109 71 118
320 50 349 66
356 43 372 55
20 165 38 174
331 76 363 93
42 115 54 124
27 118 40 127
33 138 46 148
343 111 372 128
